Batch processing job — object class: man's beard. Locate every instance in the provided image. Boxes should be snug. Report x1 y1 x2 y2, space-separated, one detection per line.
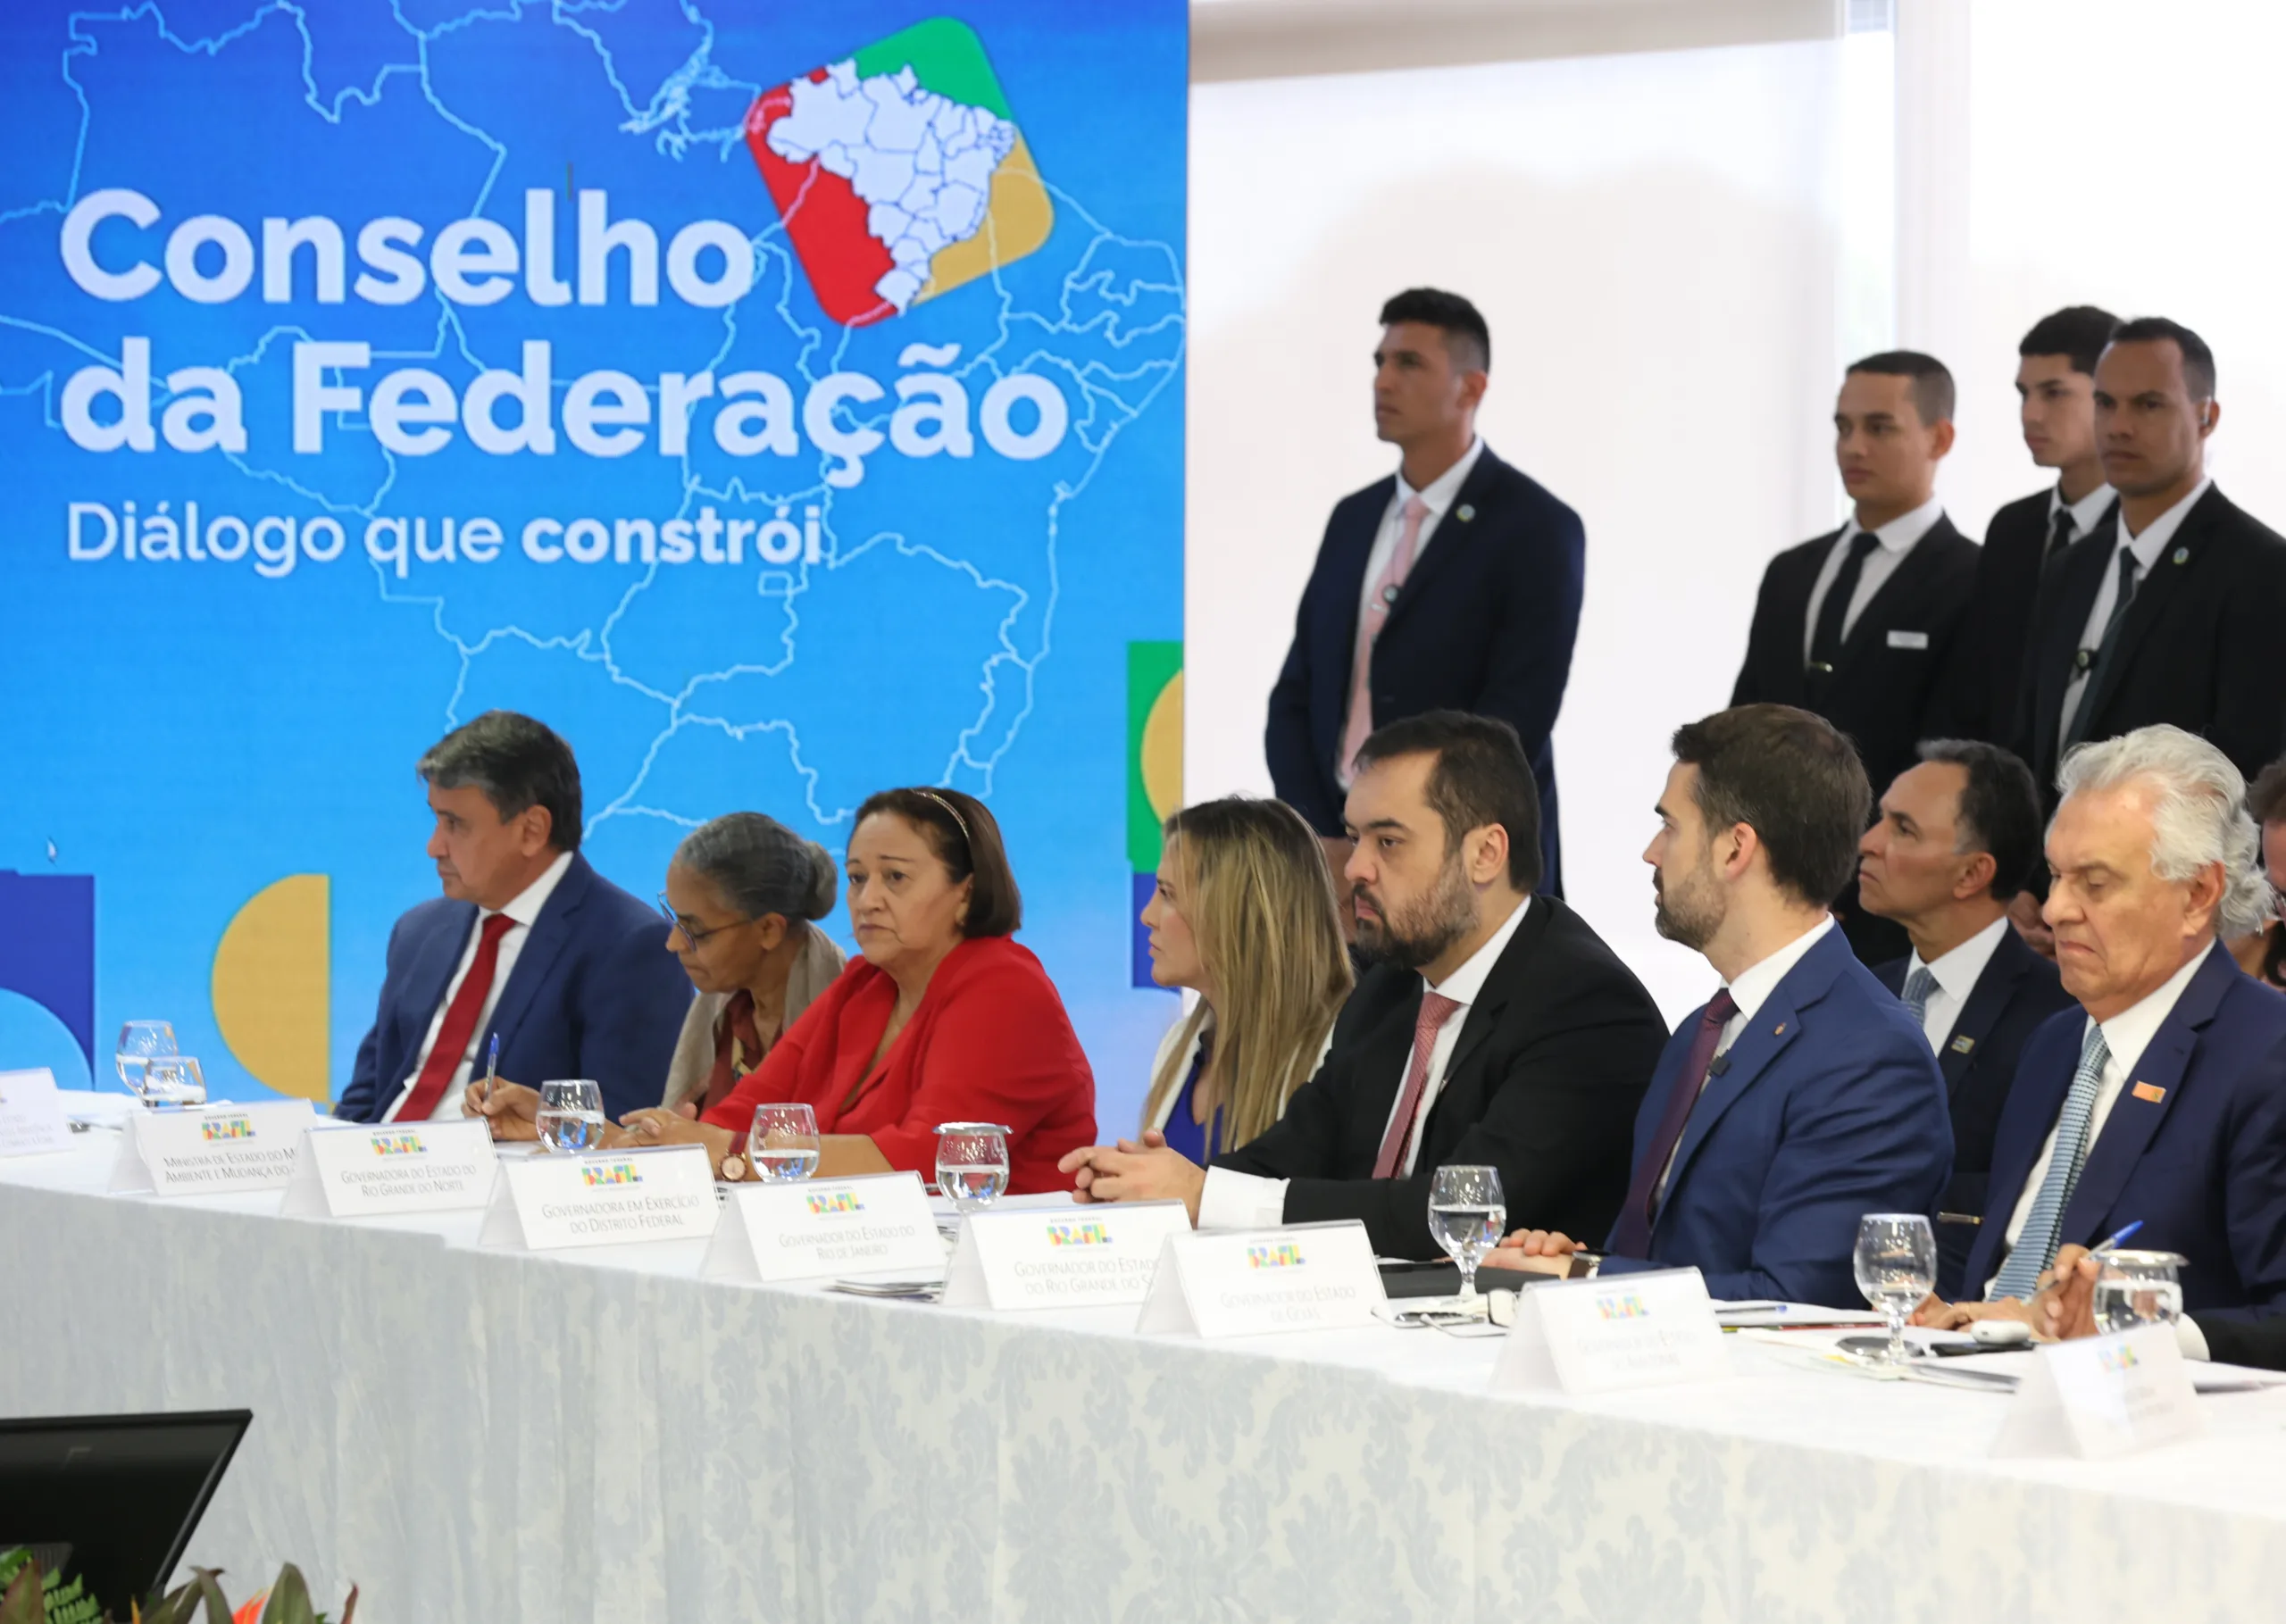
1354 854 1476 971
1652 862 1725 953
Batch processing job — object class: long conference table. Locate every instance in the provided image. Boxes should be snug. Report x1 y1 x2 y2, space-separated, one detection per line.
5 1127 2286 1623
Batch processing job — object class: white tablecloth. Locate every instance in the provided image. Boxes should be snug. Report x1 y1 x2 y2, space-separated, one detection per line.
4 1135 2285 1621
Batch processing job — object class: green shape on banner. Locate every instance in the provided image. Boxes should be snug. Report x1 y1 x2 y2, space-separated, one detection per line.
1127 640 1183 871
854 18 1015 120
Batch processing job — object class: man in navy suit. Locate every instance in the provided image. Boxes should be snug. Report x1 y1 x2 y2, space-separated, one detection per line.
335 711 691 1125
1265 287 1582 897
1919 725 2286 1345
1856 739 2075 1296
1486 705 1952 1307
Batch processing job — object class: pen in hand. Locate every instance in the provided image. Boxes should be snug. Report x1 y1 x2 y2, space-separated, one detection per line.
482 1032 499 1103
2092 1220 2143 1256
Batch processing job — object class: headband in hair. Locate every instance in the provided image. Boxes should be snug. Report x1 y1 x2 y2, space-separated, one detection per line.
917 788 971 845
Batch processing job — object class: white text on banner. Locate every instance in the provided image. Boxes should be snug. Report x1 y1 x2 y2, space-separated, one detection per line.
941 1201 1188 1310
107 1099 316 1195
1134 1221 1385 1337
1490 1267 1729 1395
478 1145 719 1251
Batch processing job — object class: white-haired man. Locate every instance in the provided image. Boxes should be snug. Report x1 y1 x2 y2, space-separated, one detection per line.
1915 724 2286 1349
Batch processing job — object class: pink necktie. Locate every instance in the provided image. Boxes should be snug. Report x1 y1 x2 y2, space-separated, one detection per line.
1342 495 1431 780
1372 989 1463 1179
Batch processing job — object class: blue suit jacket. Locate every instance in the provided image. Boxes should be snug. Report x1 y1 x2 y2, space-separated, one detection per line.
1960 946 2286 1324
1601 928 1954 1307
335 853 693 1124
1263 447 1583 894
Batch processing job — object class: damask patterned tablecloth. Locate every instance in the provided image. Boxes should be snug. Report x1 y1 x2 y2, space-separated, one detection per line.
4 1140 2285 1622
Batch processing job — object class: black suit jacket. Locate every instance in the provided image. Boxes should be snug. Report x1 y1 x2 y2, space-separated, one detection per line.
1932 489 2112 743
1213 895 1667 1258
2015 484 2286 801
1876 925 2076 1298
1265 448 1583 893
2202 1313 2286 1370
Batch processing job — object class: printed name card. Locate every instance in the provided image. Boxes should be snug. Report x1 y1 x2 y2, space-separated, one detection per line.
1134 1220 1386 1337
279 1119 500 1218
478 1145 720 1251
1990 1323 2205 1461
941 1200 1190 1311
1490 1267 1729 1395
106 1100 317 1195
0 1068 72 1159
702 1171 944 1284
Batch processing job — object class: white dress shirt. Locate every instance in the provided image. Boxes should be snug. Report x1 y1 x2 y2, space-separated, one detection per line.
2050 480 2118 547
1799 496 1947 662
1656 914 1834 1200
1337 437 1489 787
2057 477 2211 752
1990 941 2217 1359
384 849 574 1123
1902 914 2010 1054
1197 895 1531 1230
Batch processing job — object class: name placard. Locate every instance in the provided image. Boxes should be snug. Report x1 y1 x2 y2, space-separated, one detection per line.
1990 1323 2206 1460
1134 1220 1385 1337
0 1068 72 1159
477 1145 719 1251
1490 1267 1729 1395
106 1100 317 1196
702 1171 944 1284
941 1201 1189 1311
279 1120 500 1218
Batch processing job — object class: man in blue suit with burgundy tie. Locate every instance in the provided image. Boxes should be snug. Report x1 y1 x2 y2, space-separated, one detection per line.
1265 288 1583 896
1486 704 1952 1308
334 711 691 1125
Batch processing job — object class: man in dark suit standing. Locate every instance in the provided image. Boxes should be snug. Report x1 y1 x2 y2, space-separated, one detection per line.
1730 353 1979 963
1854 740 2075 1297
1917 726 2286 1348
1061 712 1668 1260
1486 705 1952 1309
335 711 692 1124
1266 288 1582 897
1933 306 2118 746
2016 318 2286 809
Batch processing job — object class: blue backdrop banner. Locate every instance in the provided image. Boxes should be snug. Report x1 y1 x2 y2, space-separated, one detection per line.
0 0 1185 1128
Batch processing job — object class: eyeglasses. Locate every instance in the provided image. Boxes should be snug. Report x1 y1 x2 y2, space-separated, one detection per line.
657 894 752 947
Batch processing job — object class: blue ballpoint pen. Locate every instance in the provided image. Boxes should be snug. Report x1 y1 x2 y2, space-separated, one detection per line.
483 1032 499 1102
2092 1220 2143 1255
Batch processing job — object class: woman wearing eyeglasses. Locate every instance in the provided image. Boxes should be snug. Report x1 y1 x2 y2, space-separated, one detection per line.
611 787 1097 1193
473 811 845 1137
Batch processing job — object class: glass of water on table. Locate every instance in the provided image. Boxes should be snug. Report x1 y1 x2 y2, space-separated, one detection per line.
116 1020 178 1098
1853 1212 1938 1365
2093 1250 2187 1334
935 1122 1010 1214
535 1079 606 1153
750 1103 822 1181
1428 1164 1506 1303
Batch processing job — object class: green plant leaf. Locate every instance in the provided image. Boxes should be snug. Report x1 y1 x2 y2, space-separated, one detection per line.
256 1567 314 1624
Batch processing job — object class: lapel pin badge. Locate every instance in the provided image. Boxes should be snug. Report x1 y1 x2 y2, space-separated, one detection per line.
1949 1035 1976 1054
1773 1023 1787 1037
2132 1081 2166 1103
2172 546 2190 565
1456 504 1475 522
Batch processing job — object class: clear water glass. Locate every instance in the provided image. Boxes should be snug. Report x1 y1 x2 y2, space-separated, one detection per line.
139 1054 206 1109
2093 1250 2187 1334
535 1079 606 1153
1854 1212 1938 1365
1427 1164 1507 1302
750 1103 822 1181
116 1020 178 1096
935 1121 1011 1213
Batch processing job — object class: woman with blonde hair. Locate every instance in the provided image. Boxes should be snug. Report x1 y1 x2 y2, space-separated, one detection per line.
1139 795 1353 1158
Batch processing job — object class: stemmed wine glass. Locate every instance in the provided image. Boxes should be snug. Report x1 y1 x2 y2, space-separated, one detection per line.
1427 1164 1506 1303
1854 1213 1938 1365
935 1122 1010 1214
749 1103 822 1181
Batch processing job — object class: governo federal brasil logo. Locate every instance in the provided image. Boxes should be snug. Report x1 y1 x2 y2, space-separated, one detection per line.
745 18 1053 328
805 1190 864 1216
371 1131 424 1157
1596 1292 1651 1321
1247 1242 1304 1270
581 1162 643 1187
199 1114 254 1142
1046 1220 1111 1247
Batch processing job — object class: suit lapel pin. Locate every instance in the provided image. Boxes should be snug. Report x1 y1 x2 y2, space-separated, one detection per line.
1456 504 1475 523
2132 1080 2166 1103
2172 546 2190 565
1773 1023 1787 1037
1949 1035 1976 1054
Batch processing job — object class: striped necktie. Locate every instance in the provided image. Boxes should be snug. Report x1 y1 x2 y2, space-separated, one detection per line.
1899 965 1939 1031
1990 1022 2111 1300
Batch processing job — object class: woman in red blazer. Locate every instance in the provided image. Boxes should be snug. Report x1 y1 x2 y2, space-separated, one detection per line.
614 787 1097 1193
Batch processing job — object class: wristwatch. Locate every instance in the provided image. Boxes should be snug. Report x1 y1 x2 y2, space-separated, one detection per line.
720 1132 750 1183
1564 1252 1605 1280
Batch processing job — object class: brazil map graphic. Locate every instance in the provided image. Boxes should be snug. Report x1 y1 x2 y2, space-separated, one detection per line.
0 1 1185 1123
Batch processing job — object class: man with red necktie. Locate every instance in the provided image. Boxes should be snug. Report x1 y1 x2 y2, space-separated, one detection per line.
333 712 691 1126
1266 288 1585 901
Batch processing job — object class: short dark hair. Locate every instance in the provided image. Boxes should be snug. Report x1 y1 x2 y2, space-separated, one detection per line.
2018 305 2119 375
1353 710 1541 892
1847 350 1956 427
1379 287 1489 373
418 711 582 852
1915 739 2044 902
2107 315 2216 400
853 787 1022 937
2248 758 2286 826
1670 705 1868 908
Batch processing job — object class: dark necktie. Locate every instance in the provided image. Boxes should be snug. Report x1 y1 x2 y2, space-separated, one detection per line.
1607 987 1738 1258
1806 529 1880 684
2044 504 2076 564
2062 546 2142 751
